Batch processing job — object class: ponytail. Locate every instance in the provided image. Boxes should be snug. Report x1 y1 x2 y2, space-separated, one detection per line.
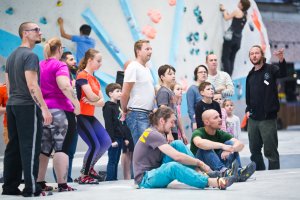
149 107 174 126
78 48 100 71
43 37 62 59
44 42 51 59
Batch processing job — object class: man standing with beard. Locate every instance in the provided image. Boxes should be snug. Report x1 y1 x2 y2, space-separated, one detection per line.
246 45 286 171
121 40 155 145
2 22 52 197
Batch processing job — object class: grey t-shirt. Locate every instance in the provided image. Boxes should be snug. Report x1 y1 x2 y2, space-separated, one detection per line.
156 86 177 133
133 127 167 185
6 47 40 105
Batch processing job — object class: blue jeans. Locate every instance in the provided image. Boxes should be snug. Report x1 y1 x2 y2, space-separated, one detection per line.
106 138 123 181
139 140 208 189
195 140 241 171
53 131 78 182
126 111 150 145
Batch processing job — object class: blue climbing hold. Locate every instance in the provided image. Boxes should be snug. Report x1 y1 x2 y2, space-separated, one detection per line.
186 33 193 43
5 7 14 15
40 17 47 24
203 32 208 40
190 48 194 55
193 32 199 41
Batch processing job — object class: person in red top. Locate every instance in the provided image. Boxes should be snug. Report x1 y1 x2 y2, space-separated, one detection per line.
0 83 8 145
75 49 111 184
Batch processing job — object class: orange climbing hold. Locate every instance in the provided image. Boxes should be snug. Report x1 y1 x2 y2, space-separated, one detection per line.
147 9 162 24
142 25 157 39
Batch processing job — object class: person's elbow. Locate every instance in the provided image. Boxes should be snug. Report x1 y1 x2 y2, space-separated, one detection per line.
27 81 38 92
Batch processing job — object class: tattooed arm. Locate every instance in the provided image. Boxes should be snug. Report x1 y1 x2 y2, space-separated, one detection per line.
56 76 80 115
25 71 52 125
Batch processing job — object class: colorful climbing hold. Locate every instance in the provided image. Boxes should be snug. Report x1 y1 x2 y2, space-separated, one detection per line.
193 6 200 17
190 48 194 55
186 33 193 43
56 0 63 7
195 49 200 55
168 0 176 6
197 15 203 24
40 17 47 24
142 25 157 39
193 32 199 41
5 7 14 15
147 9 162 24
203 32 208 40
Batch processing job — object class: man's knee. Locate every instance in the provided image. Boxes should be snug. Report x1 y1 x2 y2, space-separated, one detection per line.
164 162 183 172
170 140 185 148
224 140 233 146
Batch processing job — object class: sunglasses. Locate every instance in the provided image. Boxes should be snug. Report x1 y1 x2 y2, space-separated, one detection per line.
25 27 41 32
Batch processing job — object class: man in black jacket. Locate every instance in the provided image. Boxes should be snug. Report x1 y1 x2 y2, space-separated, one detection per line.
246 45 286 171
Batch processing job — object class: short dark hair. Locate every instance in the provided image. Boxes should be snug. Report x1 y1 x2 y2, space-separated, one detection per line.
199 81 211 92
240 0 251 12
105 83 121 97
60 51 73 62
158 64 176 82
193 65 208 81
18 22 33 38
80 24 92 36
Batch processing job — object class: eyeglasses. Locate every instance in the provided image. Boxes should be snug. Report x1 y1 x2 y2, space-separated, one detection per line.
25 27 41 33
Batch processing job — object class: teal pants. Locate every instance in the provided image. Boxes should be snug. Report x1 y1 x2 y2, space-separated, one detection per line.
139 140 209 189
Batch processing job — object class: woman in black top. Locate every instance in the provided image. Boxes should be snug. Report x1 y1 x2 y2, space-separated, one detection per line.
220 0 251 76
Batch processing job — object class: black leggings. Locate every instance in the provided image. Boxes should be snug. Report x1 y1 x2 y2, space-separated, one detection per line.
221 36 242 76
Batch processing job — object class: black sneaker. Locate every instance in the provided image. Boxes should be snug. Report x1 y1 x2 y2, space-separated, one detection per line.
227 159 239 180
22 190 46 197
2 188 22 195
37 181 53 191
238 161 256 182
57 183 77 192
217 176 236 190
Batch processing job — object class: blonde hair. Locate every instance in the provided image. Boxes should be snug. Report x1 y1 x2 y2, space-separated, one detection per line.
222 99 234 108
78 48 100 71
44 37 62 59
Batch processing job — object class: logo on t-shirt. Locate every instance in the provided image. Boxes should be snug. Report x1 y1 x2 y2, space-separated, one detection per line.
264 72 270 80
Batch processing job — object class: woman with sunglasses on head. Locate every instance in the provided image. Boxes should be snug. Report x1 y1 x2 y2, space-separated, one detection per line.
37 37 80 192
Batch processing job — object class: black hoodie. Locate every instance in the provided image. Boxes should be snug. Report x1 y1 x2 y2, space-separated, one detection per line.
246 59 287 120
103 101 125 142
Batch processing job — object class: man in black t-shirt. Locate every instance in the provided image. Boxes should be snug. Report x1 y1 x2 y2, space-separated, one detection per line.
3 22 52 197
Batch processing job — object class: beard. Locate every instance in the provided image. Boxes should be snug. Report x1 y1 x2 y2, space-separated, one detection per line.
35 39 41 44
250 57 263 65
